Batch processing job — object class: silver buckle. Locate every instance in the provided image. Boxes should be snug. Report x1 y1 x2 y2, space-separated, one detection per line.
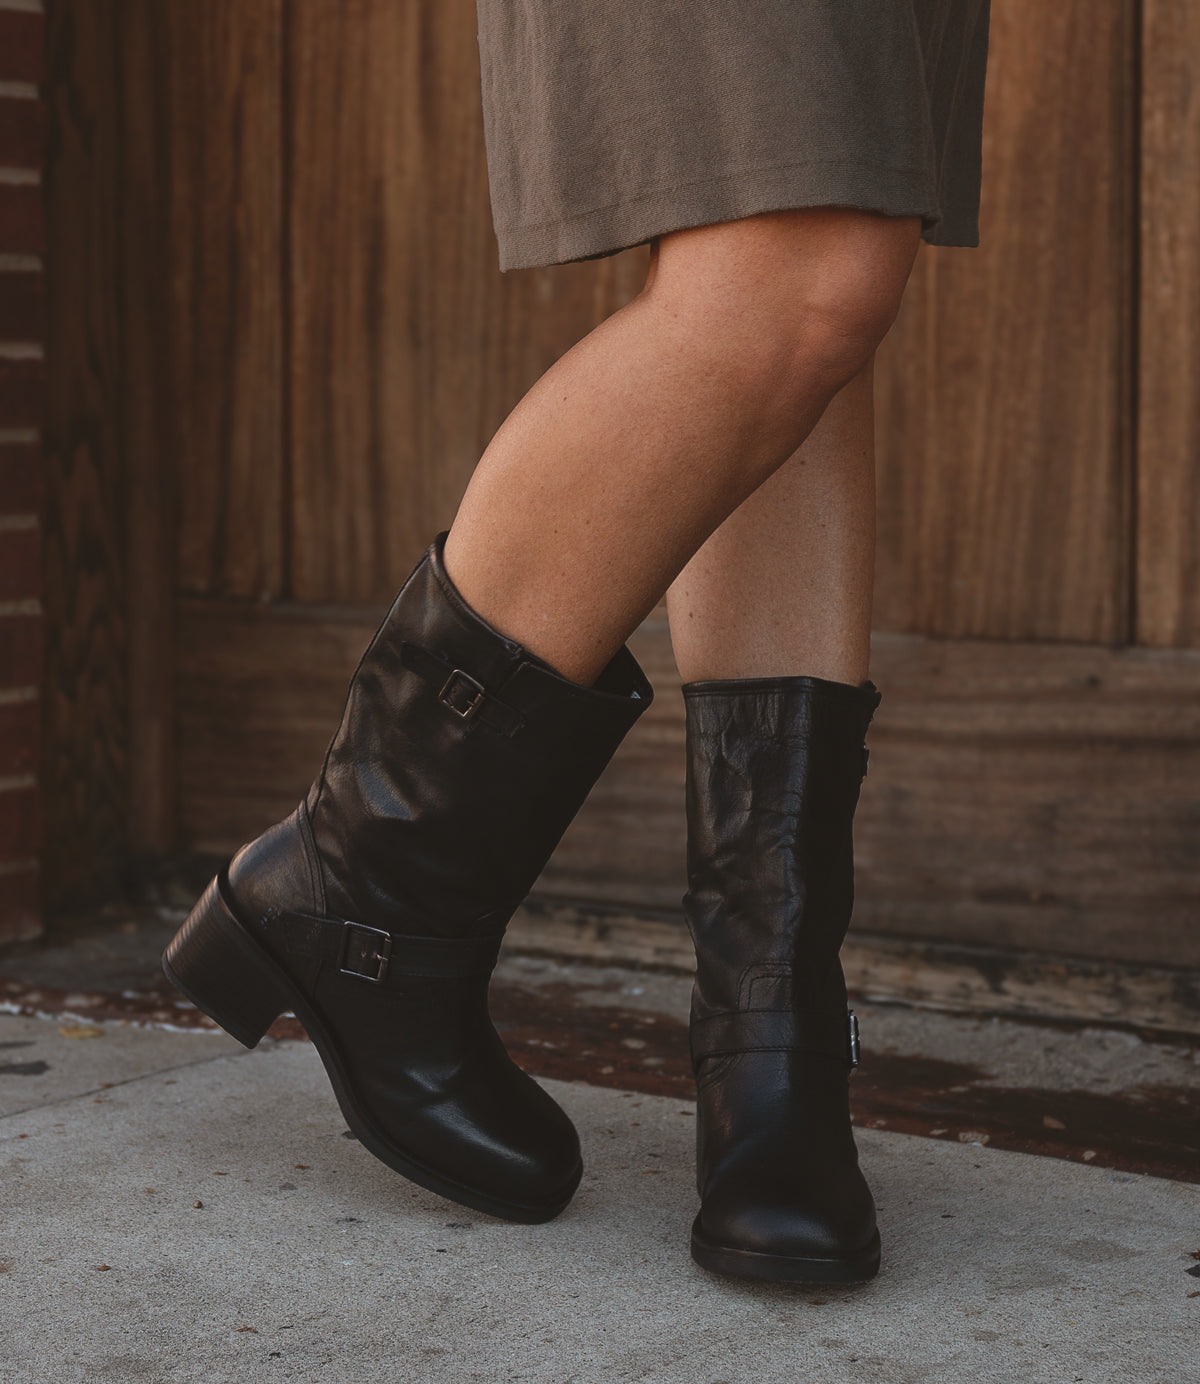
438 668 487 720
338 921 392 983
847 1010 861 1069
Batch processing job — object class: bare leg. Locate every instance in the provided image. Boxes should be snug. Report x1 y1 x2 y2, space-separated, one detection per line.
666 354 878 687
443 208 920 685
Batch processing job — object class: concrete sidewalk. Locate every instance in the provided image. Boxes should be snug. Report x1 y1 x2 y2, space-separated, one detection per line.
1 1012 1197 1384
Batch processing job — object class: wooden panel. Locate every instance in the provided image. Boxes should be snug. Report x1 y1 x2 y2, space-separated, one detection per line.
285 0 647 603
873 0 1136 642
856 633 1200 968
1137 0 1200 648
41 0 128 905
154 3 285 600
112 5 178 856
175 601 1200 970
41 2 285 880
113 3 283 848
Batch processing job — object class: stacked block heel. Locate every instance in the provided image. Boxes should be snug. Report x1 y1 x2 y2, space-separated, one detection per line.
162 877 292 1048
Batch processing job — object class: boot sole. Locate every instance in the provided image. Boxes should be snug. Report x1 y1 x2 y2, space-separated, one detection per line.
162 875 582 1225
690 1215 881 1284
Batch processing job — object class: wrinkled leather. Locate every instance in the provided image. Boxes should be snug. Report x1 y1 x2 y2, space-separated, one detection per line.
223 530 653 1209
682 674 881 1263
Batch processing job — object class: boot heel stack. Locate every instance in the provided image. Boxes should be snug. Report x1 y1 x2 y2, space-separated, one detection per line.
163 877 292 1048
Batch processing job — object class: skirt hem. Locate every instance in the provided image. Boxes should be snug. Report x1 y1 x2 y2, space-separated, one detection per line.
494 160 978 271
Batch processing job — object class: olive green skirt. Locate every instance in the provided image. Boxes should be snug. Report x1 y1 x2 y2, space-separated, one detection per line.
476 0 991 271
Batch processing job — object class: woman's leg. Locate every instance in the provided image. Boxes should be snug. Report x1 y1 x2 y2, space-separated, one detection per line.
443 208 920 686
665 354 878 686
664 334 894 1285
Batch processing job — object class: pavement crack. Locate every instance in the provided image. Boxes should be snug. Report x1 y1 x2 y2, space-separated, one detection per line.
0 1043 256 1125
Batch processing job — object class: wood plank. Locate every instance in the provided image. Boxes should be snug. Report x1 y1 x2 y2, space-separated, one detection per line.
853 633 1200 968
153 3 285 601
41 2 286 868
873 0 1137 642
40 0 128 907
1137 0 1200 647
504 902 1200 1039
285 0 647 603
112 4 177 856
112 3 284 852
174 601 1200 971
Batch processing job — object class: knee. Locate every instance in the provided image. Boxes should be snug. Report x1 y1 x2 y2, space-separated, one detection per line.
646 208 920 402
786 255 912 386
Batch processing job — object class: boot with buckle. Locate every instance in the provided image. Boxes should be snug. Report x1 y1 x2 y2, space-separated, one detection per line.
163 530 653 1223
681 673 882 1281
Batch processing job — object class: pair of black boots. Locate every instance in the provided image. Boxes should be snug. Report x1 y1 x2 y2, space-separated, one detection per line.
164 532 880 1282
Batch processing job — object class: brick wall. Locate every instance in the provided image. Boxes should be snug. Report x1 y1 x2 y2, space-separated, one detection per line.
0 0 44 943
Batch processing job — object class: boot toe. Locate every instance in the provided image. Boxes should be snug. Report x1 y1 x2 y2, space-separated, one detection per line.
698 1142 878 1264
358 1048 582 1214
424 1072 582 1210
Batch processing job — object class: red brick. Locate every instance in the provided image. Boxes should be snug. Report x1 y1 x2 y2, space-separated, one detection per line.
0 11 43 84
0 612 43 683
0 96 42 167
0 863 40 943
0 441 40 513
0 183 42 253
0 526 39 600
0 785 39 857
0 270 45 341
0 696 36 775
0 358 42 426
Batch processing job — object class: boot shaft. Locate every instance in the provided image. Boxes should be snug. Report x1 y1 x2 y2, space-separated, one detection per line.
682 675 880 1016
303 531 653 935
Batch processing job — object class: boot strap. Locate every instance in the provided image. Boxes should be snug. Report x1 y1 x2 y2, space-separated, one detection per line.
690 1009 860 1072
399 640 526 737
263 909 504 983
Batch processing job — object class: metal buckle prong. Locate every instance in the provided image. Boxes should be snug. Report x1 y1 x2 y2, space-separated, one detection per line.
338 921 393 983
438 668 487 721
847 1010 861 1069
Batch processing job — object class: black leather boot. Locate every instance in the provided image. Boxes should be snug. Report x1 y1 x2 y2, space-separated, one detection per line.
681 674 881 1282
163 530 652 1223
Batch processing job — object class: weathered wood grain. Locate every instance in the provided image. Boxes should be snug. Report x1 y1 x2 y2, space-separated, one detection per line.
40 0 129 906
874 0 1137 642
504 902 1200 1038
113 4 179 856
159 2 285 602
285 0 646 602
175 603 1200 970
1137 0 1200 647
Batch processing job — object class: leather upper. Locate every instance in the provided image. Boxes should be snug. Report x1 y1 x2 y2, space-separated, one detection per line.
682 675 881 1261
222 530 654 1211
